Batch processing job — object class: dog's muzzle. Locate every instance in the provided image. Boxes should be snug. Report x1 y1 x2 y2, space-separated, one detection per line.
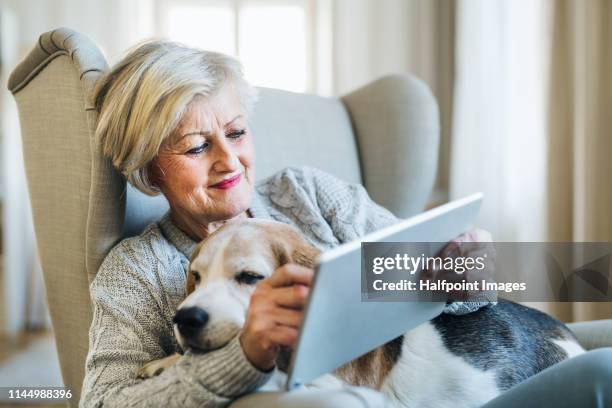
173 306 209 338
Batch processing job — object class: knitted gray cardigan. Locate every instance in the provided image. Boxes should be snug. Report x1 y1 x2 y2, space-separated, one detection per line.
80 166 490 408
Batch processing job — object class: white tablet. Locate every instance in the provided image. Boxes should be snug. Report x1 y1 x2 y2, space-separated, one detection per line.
285 193 483 389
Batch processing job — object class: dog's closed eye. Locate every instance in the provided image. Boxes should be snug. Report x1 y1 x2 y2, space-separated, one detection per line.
191 270 201 284
235 270 264 285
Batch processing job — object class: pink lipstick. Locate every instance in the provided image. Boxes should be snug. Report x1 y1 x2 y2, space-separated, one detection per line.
210 173 242 190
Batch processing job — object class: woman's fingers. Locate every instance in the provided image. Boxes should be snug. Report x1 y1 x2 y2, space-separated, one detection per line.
240 263 313 369
250 286 306 326
267 326 300 348
241 265 313 370
254 264 312 308
270 284 310 309
269 307 303 328
421 228 497 302
440 230 495 260
266 264 314 288
452 228 493 244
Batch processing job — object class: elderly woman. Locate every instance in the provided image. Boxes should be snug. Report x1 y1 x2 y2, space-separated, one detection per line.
80 41 612 408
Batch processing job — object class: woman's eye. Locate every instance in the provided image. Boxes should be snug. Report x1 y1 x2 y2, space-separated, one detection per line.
235 271 264 285
227 129 246 140
186 143 208 155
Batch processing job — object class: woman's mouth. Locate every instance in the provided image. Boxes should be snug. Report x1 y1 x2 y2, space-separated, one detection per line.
210 173 242 190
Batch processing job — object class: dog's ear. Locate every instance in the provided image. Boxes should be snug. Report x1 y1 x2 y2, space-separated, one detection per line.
186 240 207 295
186 268 196 295
290 241 320 269
271 229 321 269
272 241 291 267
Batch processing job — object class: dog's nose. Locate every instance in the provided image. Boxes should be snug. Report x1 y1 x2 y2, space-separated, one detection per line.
173 307 209 336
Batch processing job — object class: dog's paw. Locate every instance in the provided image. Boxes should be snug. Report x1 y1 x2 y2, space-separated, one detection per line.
137 360 167 379
137 353 181 379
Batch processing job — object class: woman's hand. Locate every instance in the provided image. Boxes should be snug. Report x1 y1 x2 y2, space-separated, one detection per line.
239 264 313 371
423 228 496 302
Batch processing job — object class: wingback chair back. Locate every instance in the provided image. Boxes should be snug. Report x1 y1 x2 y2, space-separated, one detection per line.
7 28 439 406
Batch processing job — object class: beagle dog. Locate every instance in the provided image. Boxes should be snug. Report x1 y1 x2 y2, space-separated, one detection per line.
138 219 584 407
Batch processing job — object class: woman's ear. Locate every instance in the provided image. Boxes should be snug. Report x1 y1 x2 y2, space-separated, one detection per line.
147 160 162 190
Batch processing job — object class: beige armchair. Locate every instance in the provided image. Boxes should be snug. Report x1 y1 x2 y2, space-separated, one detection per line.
8 28 611 407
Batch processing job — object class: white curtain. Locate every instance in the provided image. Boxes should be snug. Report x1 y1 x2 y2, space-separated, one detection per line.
450 0 550 242
4 0 154 64
544 0 612 321
450 0 612 321
1 8 46 333
1 0 155 334
332 0 456 201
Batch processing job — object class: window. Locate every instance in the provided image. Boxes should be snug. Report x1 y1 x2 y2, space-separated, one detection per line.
155 0 319 93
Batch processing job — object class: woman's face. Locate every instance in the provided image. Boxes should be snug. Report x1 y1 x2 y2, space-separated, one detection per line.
152 85 256 226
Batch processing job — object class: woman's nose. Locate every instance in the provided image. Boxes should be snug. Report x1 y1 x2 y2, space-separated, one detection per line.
212 140 240 173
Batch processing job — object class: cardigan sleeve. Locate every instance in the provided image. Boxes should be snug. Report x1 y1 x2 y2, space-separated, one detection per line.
79 241 271 408
305 166 496 315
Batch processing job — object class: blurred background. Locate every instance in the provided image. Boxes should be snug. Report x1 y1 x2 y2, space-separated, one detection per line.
0 0 610 401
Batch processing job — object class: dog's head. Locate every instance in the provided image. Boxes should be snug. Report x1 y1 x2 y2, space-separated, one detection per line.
173 218 320 352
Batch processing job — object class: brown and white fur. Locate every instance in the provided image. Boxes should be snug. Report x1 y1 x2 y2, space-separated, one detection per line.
138 219 584 407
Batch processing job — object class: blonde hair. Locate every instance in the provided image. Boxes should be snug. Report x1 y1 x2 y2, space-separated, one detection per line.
94 40 257 196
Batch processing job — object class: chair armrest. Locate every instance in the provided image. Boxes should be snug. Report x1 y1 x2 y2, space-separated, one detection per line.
229 387 389 408
567 320 612 350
